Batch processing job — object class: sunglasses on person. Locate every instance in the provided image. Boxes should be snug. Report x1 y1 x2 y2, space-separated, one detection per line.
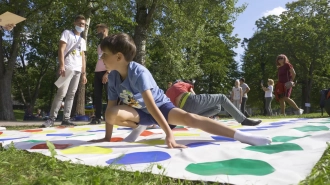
277 57 284 60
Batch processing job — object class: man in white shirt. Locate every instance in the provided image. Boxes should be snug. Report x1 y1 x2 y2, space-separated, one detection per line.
89 23 110 124
240 78 250 117
42 15 87 127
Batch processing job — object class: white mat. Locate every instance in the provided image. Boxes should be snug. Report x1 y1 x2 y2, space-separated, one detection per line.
1 118 330 185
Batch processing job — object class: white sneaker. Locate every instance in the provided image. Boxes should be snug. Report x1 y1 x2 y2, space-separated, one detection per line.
296 109 304 115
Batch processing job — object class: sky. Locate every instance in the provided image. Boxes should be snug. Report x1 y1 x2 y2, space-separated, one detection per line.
233 0 296 65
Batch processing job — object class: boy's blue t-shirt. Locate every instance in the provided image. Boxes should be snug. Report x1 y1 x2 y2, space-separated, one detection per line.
107 62 171 114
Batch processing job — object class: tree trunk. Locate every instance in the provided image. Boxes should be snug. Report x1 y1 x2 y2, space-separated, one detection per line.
133 0 158 65
0 17 23 120
0 76 15 120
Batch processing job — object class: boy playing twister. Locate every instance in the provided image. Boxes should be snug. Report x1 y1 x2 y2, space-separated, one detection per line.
91 33 272 148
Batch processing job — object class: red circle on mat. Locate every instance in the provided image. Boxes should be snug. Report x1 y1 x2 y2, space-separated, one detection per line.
140 130 156 136
111 137 123 142
21 129 43 132
56 126 74 129
0 132 2 135
31 143 71 149
172 128 188 131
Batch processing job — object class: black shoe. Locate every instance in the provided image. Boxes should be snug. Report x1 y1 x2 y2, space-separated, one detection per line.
40 118 54 128
241 119 261 126
61 119 77 126
88 118 102 125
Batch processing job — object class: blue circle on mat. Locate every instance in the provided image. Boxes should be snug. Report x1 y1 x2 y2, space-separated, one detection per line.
211 136 236 141
238 128 267 132
270 122 294 126
257 125 283 129
0 137 28 141
117 128 133 130
106 151 171 165
186 142 219 148
46 133 73 136
87 130 105 132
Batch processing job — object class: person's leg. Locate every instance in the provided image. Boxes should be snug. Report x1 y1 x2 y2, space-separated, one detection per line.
41 75 73 127
233 100 240 110
243 97 250 117
49 87 71 120
279 98 286 115
183 94 245 122
241 97 246 113
63 72 81 121
91 72 104 124
269 97 273 115
265 97 271 116
283 97 299 110
182 94 260 125
168 108 271 146
103 80 108 120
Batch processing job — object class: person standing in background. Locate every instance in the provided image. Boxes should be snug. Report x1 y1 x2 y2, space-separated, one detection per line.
262 79 274 116
231 79 243 110
240 78 250 117
41 15 87 128
274 54 303 115
89 23 110 124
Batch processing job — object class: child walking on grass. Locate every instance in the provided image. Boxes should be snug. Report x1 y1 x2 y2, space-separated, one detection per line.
90 33 272 148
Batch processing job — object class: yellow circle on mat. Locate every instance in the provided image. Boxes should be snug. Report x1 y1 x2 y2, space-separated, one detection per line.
261 119 281 123
98 125 118 128
69 128 91 132
230 125 243 129
137 139 165 145
32 130 57 134
61 146 113 154
174 133 200 137
0 134 7 137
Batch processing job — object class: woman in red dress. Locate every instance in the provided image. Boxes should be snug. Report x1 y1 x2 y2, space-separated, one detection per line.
275 54 303 115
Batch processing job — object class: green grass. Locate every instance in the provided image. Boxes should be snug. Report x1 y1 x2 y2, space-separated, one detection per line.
13 110 24 122
0 143 219 185
1 114 330 184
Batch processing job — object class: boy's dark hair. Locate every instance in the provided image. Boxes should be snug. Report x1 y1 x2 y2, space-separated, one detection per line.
240 78 245 82
75 15 85 22
100 33 136 62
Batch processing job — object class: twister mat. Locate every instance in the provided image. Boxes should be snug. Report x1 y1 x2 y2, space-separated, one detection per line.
1 118 330 185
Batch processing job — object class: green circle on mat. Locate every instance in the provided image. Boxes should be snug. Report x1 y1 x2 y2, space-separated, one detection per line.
272 135 310 142
185 158 275 176
293 125 329 132
245 143 303 154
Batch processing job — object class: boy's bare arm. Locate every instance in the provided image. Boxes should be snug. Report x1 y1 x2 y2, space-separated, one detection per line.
142 90 186 148
104 100 118 140
142 90 172 135
89 99 117 142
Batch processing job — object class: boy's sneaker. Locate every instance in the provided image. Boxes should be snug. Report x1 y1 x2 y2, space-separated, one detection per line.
89 118 102 125
61 119 77 126
40 118 54 128
241 119 261 126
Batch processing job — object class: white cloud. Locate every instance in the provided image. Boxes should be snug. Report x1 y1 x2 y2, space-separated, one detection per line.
262 7 286 17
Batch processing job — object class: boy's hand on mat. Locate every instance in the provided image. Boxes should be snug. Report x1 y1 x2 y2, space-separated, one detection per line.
166 135 187 149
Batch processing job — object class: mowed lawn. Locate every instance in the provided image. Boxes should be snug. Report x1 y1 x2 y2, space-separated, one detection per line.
0 113 329 185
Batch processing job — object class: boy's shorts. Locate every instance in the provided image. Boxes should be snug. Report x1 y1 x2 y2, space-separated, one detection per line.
134 102 177 129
